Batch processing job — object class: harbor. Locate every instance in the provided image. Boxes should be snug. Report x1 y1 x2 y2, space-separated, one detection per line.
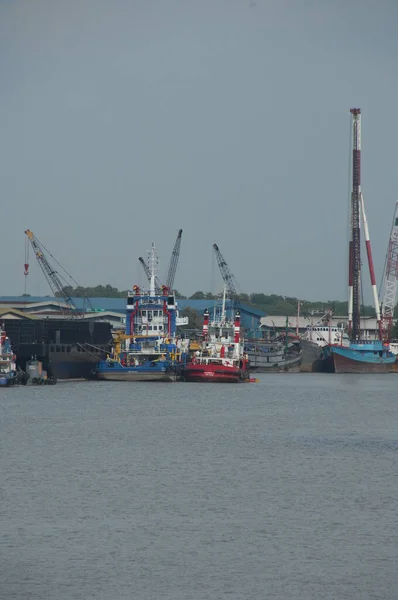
3 3 398 599
1 110 398 383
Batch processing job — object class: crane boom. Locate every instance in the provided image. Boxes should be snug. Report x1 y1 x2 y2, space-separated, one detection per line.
138 256 151 281
24 229 85 318
212 243 239 304
380 202 398 342
165 229 183 291
138 256 162 289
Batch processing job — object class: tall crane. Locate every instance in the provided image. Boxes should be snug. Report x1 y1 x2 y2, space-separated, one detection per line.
379 202 398 342
348 108 362 340
348 108 380 340
24 229 91 318
212 243 240 307
165 229 183 291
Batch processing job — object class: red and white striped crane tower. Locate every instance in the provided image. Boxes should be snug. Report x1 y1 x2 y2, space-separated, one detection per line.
348 108 381 340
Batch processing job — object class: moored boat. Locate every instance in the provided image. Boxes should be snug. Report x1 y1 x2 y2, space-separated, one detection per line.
25 358 57 385
94 242 188 382
180 289 250 383
321 341 395 374
95 356 178 382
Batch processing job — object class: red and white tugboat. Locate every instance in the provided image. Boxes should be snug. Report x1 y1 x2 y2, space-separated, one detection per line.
181 288 250 383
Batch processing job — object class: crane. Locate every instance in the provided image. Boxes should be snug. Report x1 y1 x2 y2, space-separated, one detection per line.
212 243 240 307
165 229 183 291
138 229 183 293
24 229 92 318
348 108 381 340
138 256 162 289
379 202 398 342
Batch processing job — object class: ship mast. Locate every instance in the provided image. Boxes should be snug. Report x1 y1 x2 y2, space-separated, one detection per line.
148 243 158 296
220 285 227 323
349 108 362 341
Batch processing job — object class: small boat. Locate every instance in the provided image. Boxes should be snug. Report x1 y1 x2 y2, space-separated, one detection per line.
245 342 302 372
25 358 57 385
245 319 302 373
180 288 250 383
0 325 19 386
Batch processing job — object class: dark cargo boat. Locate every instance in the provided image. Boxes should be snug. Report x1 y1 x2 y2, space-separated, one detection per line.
5 318 112 380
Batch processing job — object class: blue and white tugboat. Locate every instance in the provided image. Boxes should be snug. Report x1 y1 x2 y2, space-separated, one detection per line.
94 243 188 382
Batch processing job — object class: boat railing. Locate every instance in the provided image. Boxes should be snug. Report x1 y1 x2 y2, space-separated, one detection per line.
351 339 387 346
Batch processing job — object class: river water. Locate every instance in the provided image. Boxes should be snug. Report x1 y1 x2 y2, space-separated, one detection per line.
1 374 397 599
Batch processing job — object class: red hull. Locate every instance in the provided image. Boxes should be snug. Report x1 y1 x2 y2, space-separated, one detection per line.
181 363 248 383
333 352 395 374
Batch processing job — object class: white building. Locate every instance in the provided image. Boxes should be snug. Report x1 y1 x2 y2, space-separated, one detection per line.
261 315 379 341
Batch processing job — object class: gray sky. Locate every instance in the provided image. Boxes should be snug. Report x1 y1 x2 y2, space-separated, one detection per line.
1 0 397 301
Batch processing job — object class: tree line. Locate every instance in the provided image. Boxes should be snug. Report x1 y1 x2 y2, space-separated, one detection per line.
47 284 388 318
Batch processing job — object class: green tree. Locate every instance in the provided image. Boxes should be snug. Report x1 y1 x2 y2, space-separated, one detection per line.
238 293 250 303
189 291 205 299
174 290 187 299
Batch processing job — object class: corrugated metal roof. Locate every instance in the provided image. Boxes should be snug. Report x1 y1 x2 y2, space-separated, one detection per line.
0 296 266 317
0 307 36 319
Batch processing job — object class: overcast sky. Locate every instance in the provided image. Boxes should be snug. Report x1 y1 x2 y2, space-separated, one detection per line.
1 0 397 301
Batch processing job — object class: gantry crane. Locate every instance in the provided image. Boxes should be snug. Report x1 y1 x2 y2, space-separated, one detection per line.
212 243 240 308
24 229 93 318
379 202 398 342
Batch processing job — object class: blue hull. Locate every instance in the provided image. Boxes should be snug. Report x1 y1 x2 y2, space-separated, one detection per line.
0 376 18 387
321 342 396 374
94 359 180 382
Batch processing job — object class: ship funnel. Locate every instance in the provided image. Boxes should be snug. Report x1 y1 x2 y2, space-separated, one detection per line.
234 309 241 343
202 308 209 341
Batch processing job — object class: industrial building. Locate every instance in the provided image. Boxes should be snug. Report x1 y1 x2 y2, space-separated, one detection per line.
0 296 265 334
261 315 379 339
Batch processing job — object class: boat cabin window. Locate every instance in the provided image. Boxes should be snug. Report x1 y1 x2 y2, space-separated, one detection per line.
159 325 163 330
153 326 157 331
148 325 152 330
141 310 147 316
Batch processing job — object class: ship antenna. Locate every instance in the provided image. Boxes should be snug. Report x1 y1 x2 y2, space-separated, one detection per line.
221 285 227 322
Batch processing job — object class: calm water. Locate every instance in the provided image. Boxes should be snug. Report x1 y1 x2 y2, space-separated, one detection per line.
1 375 397 600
